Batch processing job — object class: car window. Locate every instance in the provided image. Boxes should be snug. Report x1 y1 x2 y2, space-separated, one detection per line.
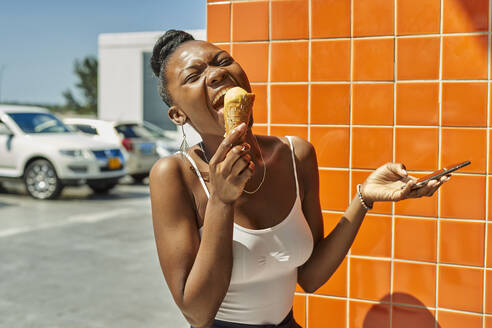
115 124 154 139
8 112 70 134
73 124 98 135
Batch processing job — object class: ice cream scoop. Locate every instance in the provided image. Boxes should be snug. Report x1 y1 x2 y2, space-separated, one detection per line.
223 87 255 136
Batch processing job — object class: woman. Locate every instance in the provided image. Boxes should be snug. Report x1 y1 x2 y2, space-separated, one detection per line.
149 30 448 328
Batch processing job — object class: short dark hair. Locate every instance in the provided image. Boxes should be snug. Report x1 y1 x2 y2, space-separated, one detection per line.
150 30 195 107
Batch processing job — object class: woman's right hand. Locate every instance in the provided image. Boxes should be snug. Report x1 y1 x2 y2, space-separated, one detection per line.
208 123 254 204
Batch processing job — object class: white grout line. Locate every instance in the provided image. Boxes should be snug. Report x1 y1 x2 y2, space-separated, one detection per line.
390 1 397 326
483 1 491 325
307 0 312 143
267 0 271 136
435 3 444 324
347 0 354 326
249 79 491 85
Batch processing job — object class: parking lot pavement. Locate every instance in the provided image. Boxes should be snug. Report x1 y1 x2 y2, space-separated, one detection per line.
0 180 188 328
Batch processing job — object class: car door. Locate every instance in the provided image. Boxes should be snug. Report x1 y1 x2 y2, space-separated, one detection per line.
0 119 17 174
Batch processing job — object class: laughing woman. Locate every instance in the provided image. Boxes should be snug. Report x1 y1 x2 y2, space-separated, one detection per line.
148 30 449 328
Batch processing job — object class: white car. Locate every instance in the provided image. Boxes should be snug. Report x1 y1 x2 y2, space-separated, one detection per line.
0 105 127 199
63 118 161 182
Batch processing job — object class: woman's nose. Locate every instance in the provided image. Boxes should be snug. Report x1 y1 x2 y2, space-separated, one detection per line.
207 67 227 86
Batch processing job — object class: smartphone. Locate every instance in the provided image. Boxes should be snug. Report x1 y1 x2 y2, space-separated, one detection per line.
411 161 471 190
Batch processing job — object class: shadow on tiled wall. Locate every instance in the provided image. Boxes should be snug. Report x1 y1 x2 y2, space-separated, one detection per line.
363 293 441 328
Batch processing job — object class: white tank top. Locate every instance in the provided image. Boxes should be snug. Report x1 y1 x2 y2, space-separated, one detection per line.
181 136 314 325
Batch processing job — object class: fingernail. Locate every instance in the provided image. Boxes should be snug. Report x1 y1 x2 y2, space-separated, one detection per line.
402 169 407 176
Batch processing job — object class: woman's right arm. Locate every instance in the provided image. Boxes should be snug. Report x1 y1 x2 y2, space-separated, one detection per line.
149 124 252 327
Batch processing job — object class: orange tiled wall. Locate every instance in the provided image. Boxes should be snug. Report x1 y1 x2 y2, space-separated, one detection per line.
206 0 491 326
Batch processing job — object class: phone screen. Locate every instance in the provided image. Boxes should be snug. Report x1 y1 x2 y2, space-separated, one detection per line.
411 161 471 189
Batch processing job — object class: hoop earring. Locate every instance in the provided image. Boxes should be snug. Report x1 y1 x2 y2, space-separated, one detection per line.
179 124 189 155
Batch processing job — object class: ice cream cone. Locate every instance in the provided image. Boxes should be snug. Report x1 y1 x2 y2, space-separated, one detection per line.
223 87 255 136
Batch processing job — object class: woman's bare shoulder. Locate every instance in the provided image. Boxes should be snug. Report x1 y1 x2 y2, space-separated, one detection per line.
268 135 316 163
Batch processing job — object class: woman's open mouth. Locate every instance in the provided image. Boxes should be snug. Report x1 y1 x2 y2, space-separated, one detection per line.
212 86 233 112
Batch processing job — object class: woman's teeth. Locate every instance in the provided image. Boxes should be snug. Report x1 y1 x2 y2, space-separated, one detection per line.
212 87 232 108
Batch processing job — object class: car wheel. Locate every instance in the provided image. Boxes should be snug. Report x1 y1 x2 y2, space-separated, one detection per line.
0 182 7 193
131 173 148 183
24 159 63 200
88 182 117 194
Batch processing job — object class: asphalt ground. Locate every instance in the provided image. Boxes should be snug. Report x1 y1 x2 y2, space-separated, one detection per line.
0 179 188 328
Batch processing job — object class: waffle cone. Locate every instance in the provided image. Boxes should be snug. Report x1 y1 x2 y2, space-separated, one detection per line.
223 87 255 136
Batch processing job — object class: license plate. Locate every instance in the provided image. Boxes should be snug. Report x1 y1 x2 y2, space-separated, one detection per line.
140 143 154 155
107 157 121 170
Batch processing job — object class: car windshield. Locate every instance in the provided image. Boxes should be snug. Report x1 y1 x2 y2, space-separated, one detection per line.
115 124 155 139
142 122 173 141
8 112 71 134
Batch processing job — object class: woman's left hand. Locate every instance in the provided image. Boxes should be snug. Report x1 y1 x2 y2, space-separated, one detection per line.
360 163 450 206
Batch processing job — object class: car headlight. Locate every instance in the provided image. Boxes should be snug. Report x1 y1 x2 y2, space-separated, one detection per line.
59 149 92 159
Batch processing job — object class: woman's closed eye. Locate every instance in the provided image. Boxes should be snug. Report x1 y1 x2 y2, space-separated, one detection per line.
218 57 233 66
184 72 200 84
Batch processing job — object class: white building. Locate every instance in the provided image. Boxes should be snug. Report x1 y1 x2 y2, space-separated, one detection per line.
98 30 205 145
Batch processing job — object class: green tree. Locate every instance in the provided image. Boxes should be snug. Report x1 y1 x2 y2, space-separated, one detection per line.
63 56 98 115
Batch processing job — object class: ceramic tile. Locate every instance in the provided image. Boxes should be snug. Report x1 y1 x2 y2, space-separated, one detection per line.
440 174 486 220
311 40 350 81
232 43 269 83
351 170 393 214
250 84 267 124
438 265 483 312
296 283 304 293
350 258 391 301
394 173 438 217
270 84 308 124
232 0 269 41
351 214 392 257
392 305 437 328
443 0 489 33
437 310 483 328
269 125 308 139
311 0 351 38
271 0 309 40
353 0 394 36
488 223 492 267
293 294 306 327
397 37 440 80
308 296 346 328
395 127 439 171
354 38 395 81
442 82 488 127
394 217 437 262
207 3 231 43
441 128 487 174
310 84 350 125
396 83 439 126
349 301 390 328
251 125 268 135
322 212 341 237
315 257 347 297
486 270 492 313
443 35 488 80
310 126 350 168
439 220 485 266
319 169 349 211
214 43 231 53
352 83 394 125
486 316 492 328
393 262 436 308
271 41 308 82
397 0 441 35
352 127 393 169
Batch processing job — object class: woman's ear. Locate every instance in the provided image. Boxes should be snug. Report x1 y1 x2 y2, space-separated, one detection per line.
168 106 188 126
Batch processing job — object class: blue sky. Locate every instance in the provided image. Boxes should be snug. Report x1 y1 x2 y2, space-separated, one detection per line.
0 0 206 105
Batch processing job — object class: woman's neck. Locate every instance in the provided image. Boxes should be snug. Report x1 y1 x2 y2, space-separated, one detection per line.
200 130 261 164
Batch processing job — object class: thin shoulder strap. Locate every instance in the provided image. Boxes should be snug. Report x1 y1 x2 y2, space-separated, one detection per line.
285 136 299 197
178 151 210 199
